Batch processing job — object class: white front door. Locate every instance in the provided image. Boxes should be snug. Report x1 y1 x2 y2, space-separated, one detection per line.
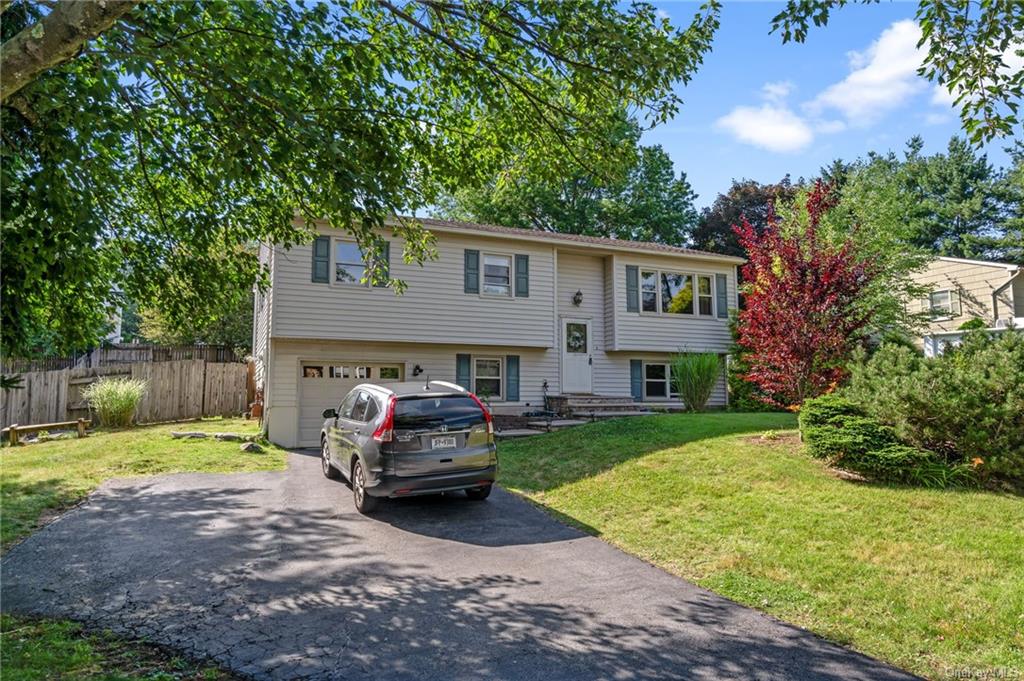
561 319 593 393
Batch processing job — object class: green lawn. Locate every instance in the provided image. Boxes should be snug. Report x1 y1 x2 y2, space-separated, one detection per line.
0 418 287 550
0 614 237 680
499 413 1024 680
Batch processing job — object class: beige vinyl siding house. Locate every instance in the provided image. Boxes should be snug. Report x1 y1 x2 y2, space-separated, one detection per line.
910 256 1023 356
255 218 744 447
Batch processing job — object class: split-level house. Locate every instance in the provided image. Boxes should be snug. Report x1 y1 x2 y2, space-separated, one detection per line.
253 218 744 447
910 256 1023 356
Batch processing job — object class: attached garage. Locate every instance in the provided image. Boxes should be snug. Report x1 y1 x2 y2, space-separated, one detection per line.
297 362 403 447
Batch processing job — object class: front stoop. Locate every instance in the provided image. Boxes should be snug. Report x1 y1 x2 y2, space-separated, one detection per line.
545 394 652 419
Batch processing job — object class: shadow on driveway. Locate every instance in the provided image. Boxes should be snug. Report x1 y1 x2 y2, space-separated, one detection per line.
1 451 918 681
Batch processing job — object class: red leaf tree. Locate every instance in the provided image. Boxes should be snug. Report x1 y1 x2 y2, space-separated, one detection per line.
733 181 876 407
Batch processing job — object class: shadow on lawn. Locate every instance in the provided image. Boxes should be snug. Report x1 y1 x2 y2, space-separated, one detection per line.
499 412 797 494
1 461 914 681
0 476 83 553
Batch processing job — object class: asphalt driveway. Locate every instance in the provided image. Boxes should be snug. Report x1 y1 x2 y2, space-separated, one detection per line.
1 450 918 681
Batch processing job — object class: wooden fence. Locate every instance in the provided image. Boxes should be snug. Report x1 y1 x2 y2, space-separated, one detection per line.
1 344 243 374
0 360 249 430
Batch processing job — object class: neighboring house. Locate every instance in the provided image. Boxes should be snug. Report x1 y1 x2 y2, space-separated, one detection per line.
253 218 744 447
910 256 1023 357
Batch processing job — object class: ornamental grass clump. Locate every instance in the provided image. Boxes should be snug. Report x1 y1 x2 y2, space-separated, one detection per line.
671 352 722 412
82 378 148 428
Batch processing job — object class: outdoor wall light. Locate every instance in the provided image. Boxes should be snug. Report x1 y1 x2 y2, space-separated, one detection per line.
412 364 423 376
572 289 583 306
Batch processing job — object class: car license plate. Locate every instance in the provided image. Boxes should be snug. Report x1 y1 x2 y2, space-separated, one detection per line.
431 435 457 450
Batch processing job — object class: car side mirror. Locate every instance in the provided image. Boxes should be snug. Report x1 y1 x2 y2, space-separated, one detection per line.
322 408 338 419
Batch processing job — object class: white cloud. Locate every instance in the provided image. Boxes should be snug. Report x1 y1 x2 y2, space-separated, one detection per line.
808 19 926 124
715 104 814 153
814 119 847 134
924 112 951 126
761 81 795 103
931 84 957 107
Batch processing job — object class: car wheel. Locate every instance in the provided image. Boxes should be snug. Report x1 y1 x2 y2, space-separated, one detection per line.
465 484 492 501
351 460 379 514
321 438 341 479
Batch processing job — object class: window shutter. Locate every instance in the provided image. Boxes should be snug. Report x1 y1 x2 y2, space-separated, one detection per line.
311 236 330 283
515 254 529 297
373 241 390 288
630 360 643 402
456 354 472 390
715 273 729 319
464 250 480 294
625 266 639 312
506 355 520 401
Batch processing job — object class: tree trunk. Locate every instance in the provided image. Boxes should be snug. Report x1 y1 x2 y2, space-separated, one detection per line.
1 0 140 104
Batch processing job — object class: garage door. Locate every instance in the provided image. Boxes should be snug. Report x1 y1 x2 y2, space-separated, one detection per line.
298 362 404 447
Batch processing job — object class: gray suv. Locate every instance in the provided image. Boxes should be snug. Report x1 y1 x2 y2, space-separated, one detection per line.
320 380 498 513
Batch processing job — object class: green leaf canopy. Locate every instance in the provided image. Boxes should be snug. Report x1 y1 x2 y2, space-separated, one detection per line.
0 0 721 355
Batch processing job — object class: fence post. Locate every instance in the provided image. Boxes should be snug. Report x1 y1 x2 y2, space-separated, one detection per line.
77 418 86 438
8 424 19 446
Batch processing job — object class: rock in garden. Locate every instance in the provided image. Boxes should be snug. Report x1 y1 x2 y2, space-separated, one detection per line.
214 432 244 441
240 442 264 453
171 431 208 439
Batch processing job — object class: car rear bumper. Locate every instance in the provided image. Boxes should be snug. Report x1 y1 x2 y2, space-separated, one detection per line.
365 465 497 498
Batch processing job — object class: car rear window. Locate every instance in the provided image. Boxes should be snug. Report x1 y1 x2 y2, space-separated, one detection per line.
393 396 485 430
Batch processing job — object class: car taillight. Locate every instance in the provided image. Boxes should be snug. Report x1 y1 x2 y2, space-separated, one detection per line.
373 395 397 443
468 392 494 436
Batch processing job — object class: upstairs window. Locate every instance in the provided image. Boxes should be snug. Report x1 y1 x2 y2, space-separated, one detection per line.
697 276 714 316
929 290 955 317
634 268 718 317
336 242 365 284
661 273 693 314
641 271 658 312
483 255 512 296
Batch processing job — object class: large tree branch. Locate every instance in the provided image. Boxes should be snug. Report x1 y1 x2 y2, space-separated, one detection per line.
1 0 140 103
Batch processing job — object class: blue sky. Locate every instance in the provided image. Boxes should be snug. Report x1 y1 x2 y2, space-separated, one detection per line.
644 2 1017 207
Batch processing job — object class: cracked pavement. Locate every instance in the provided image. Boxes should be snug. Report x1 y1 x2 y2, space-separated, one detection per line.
1 450 919 680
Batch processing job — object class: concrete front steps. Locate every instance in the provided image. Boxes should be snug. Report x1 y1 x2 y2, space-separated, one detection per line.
548 394 652 419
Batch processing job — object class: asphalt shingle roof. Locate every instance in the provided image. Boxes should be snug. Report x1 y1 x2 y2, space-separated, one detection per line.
409 217 744 262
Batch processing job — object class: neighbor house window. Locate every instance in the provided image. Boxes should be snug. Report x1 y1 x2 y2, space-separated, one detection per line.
356 366 371 379
644 363 680 400
483 255 512 295
697 276 713 316
641 271 658 312
303 366 324 378
329 366 348 378
661 273 693 314
379 366 400 380
929 290 953 317
335 241 366 284
474 358 503 399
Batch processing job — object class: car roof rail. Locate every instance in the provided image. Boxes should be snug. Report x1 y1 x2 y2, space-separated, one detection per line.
424 379 465 393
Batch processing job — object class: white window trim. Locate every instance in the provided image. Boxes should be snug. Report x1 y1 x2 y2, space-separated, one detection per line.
642 361 679 401
332 238 369 288
637 268 717 318
928 288 956 320
481 252 514 298
472 356 504 401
